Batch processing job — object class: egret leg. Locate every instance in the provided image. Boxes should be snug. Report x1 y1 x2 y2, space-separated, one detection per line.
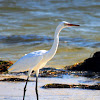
35 76 39 100
23 76 29 100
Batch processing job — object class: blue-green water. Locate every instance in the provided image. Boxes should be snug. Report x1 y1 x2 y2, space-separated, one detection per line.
0 0 100 67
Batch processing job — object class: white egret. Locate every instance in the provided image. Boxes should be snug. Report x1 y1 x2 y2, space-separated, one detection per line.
8 21 79 100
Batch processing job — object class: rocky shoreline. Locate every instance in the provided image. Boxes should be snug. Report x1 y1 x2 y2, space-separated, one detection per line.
0 51 100 90
0 51 100 74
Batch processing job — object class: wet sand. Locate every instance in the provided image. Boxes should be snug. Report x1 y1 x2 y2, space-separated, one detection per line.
0 74 100 100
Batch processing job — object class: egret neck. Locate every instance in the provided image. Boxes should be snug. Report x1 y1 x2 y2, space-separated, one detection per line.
46 24 64 60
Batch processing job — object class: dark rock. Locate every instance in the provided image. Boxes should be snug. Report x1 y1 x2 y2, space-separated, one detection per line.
42 83 70 88
42 83 100 90
65 51 100 72
0 78 34 82
0 60 13 73
38 68 67 77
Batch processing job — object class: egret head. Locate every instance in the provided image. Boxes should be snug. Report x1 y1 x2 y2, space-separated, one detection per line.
61 21 80 28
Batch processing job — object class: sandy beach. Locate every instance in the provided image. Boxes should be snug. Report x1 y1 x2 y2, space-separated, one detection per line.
0 74 100 100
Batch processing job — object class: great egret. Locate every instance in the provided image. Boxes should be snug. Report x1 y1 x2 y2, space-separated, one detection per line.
8 21 79 100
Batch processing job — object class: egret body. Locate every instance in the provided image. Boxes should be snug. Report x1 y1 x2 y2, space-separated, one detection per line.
8 21 79 100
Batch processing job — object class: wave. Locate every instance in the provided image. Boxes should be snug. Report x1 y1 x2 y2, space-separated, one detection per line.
0 35 100 48
0 34 52 45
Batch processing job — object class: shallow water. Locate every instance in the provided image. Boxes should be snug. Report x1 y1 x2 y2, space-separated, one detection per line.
0 75 100 100
0 0 100 68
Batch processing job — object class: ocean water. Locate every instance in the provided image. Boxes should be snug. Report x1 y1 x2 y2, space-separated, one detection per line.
0 0 100 68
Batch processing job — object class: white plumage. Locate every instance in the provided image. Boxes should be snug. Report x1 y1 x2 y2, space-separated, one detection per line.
8 50 48 73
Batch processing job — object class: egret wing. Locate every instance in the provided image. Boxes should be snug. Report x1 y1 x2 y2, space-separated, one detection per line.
8 54 43 72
